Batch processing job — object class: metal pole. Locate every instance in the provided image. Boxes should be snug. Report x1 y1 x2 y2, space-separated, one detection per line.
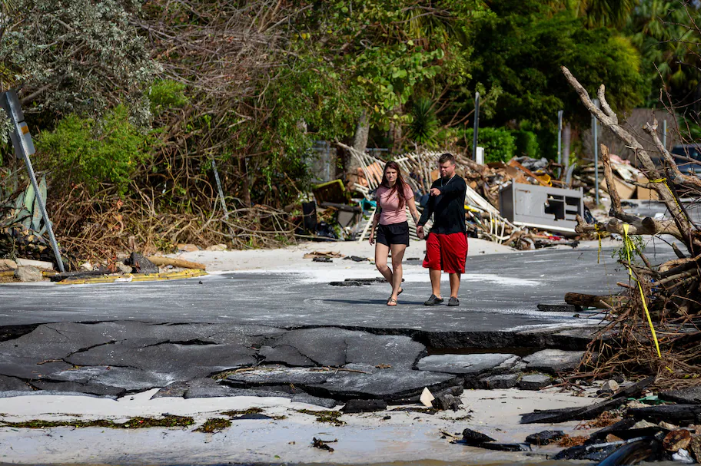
21 154 65 272
663 119 667 150
472 92 480 161
210 156 229 220
0 90 64 272
557 110 563 177
592 99 600 207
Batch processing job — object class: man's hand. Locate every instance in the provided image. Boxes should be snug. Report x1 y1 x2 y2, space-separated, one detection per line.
430 187 441 196
416 225 424 239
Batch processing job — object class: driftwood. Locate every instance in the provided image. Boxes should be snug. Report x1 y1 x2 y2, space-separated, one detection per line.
628 405 701 425
520 398 624 424
147 256 206 270
565 292 627 309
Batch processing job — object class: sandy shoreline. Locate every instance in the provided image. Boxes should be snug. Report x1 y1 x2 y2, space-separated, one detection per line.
0 386 601 464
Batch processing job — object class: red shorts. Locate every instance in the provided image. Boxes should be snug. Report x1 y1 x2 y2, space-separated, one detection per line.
422 232 468 274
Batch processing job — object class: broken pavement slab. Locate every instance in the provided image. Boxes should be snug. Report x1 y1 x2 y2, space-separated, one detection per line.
0 374 31 391
14 266 43 282
523 349 586 374
264 328 425 369
518 374 552 391
307 369 460 402
66 342 256 380
15 258 54 270
0 259 17 271
536 302 580 313
479 373 520 389
223 366 335 388
416 354 521 382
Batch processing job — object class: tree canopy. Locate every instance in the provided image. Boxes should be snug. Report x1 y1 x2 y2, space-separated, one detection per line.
1 0 699 252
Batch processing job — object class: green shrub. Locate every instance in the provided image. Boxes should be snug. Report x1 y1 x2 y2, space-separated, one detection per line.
36 105 152 195
407 98 439 146
465 127 516 163
510 130 540 158
149 79 189 113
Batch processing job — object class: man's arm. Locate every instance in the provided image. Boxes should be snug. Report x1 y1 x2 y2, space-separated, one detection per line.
417 194 433 227
438 176 467 196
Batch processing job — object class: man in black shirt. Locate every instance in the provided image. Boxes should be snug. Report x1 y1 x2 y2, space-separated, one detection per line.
417 153 468 306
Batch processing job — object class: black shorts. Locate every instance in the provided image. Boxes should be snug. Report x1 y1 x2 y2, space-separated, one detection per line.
376 221 410 246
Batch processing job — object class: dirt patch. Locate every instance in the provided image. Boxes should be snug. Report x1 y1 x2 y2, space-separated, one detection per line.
0 415 194 429
297 409 345 426
558 434 589 447
194 418 231 433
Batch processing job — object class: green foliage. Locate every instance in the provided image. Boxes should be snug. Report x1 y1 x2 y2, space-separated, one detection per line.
0 175 47 234
468 0 644 128
407 98 440 146
294 0 478 128
555 0 638 28
466 127 517 163
36 105 152 195
0 0 158 123
510 130 540 158
627 1 700 107
612 234 646 264
149 80 189 114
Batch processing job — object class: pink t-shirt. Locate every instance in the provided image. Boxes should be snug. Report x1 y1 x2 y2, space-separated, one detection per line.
376 184 414 225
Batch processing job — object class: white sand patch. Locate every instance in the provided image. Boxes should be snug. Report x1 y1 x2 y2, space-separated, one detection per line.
0 387 601 464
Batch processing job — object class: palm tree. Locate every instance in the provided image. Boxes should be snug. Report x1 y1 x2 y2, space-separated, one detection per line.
549 0 638 28
628 1 701 105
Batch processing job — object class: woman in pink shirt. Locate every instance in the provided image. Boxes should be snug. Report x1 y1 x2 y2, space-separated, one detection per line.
369 161 421 306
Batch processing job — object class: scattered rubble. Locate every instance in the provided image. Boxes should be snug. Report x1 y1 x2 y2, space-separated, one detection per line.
14 265 43 282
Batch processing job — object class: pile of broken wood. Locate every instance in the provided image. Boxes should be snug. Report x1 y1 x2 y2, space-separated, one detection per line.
560 66 701 387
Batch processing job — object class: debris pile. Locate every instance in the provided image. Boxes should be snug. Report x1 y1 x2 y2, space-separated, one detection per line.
559 68 701 389
332 142 596 250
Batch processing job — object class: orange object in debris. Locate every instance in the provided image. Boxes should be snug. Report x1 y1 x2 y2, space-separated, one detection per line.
508 159 549 187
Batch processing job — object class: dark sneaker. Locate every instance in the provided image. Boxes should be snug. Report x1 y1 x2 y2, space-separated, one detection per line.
424 294 444 306
447 297 460 307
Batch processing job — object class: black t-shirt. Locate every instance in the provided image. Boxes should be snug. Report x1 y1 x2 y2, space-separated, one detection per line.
417 175 467 235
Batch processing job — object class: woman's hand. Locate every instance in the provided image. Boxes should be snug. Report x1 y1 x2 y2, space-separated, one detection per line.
369 232 375 245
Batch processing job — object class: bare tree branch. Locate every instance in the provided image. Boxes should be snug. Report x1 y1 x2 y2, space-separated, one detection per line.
562 66 700 252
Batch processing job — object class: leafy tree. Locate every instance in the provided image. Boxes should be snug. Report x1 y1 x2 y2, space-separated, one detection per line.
468 0 644 130
627 1 701 108
466 127 516 163
36 106 153 195
550 0 638 28
511 129 541 158
0 0 158 123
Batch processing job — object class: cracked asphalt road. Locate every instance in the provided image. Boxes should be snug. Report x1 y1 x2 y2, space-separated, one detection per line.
0 246 676 401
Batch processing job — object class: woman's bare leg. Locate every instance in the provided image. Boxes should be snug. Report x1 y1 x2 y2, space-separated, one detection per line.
375 243 393 291
389 244 407 299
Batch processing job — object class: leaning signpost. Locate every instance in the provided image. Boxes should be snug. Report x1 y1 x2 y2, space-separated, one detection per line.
1 90 65 272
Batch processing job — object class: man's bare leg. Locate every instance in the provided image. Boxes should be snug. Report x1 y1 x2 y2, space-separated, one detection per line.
430 269 442 298
375 243 393 290
449 272 461 298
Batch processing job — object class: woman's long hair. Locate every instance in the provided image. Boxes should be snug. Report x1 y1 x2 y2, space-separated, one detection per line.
380 161 408 207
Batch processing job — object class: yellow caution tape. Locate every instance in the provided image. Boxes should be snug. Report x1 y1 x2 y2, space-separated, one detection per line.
622 224 661 358
56 269 207 285
648 177 685 220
